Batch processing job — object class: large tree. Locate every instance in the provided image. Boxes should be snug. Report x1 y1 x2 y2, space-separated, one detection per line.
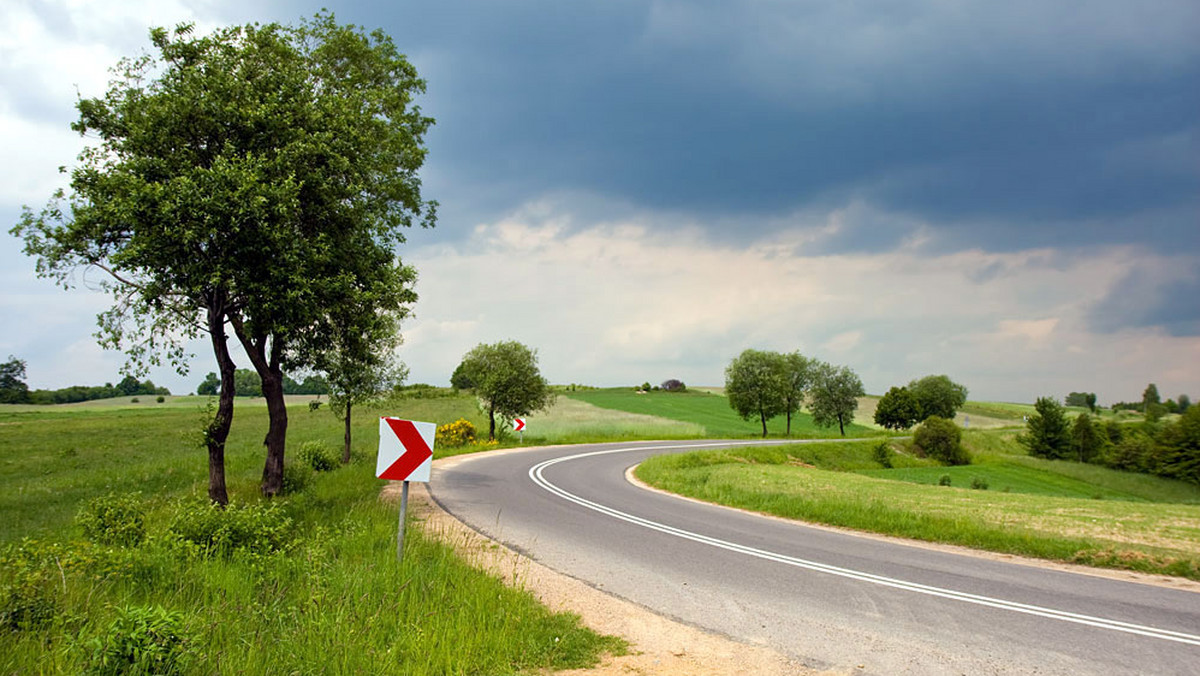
725 349 787 438
808 362 865 436
456 341 555 441
907 374 969 421
12 14 434 501
874 385 922 431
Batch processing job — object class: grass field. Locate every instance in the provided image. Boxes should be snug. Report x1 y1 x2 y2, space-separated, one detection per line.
565 387 877 438
635 432 1200 579
0 397 624 674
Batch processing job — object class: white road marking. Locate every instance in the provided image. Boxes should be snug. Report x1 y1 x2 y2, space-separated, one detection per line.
528 442 1200 647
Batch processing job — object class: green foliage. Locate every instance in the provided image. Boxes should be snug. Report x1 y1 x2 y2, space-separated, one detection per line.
1021 397 1072 459
1144 383 1164 422
0 561 59 631
874 386 922 430
938 474 953 486
724 349 788 437
76 493 146 547
0 356 31 404
1071 413 1103 464
196 372 219 396
167 501 293 558
281 462 313 495
913 416 970 465
297 441 337 472
84 605 194 676
872 442 894 468
907 375 969 420
971 476 989 490
808 362 866 436
1065 391 1097 410
436 419 478 447
779 352 815 436
455 341 555 440
660 379 687 392
1158 405 1200 484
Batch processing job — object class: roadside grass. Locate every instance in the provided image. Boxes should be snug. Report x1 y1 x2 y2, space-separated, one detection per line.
566 387 877 438
0 400 624 674
636 431 1200 580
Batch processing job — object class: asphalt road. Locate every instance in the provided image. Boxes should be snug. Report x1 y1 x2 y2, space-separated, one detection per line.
429 440 1200 675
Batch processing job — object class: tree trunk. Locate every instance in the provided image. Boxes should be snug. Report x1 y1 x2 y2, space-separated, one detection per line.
230 317 288 497
488 405 496 441
786 410 793 437
205 302 235 506
258 364 288 496
760 409 768 438
342 401 352 464
838 414 845 436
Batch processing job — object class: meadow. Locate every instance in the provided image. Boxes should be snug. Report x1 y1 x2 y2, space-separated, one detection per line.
0 395 625 675
634 430 1200 579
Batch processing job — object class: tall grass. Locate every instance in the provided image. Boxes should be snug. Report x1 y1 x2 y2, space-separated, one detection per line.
0 400 624 674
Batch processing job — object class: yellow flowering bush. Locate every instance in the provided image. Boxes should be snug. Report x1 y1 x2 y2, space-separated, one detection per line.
436 419 477 448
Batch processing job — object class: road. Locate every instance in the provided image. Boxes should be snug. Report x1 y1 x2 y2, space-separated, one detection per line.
429 440 1200 675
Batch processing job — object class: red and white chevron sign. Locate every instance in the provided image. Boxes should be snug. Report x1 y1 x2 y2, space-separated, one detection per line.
376 418 435 482
513 417 526 432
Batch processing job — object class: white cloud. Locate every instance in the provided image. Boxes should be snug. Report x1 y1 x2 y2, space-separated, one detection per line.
398 202 1200 403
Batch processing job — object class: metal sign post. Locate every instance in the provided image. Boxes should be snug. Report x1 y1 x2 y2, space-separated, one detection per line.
377 417 436 563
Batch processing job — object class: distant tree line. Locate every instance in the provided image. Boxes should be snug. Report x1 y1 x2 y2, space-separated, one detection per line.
196 369 330 397
0 356 169 404
1021 394 1200 485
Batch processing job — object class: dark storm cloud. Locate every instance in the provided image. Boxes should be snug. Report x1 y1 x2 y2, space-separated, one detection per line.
319 0 1200 251
1089 269 1200 338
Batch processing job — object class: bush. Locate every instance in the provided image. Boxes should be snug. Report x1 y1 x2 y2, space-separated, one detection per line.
436 419 478 447
85 605 194 676
0 565 58 630
971 476 989 490
156 395 165 403
938 474 952 486
913 416 970 465
661 379 686 392
298 440 337 472
76 492 146 547
872 442 893 468
281 463 313 495
130 397 139 403
168 501 293 558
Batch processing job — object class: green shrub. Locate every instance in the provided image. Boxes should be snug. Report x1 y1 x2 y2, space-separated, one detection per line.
281 463 313 495
130 397 139 403
436 419 478 447
85 605 194 676
155 395 165 403
872 442 893 468
76 492 146 547
971 476 989 490
298 440 337 472
168 501 293 558
938 474 952 486
0 565 58 630
914 416 970 465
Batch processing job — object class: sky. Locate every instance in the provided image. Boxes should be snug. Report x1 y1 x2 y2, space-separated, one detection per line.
1 0 1197 404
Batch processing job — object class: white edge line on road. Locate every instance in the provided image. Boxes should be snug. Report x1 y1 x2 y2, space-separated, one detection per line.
528 442 1200 648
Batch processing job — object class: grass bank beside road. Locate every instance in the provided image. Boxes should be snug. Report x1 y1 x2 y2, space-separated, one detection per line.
634 433 1200 580
0 398 624 674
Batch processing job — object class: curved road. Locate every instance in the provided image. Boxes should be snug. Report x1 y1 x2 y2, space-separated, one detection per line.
430 440 1200 675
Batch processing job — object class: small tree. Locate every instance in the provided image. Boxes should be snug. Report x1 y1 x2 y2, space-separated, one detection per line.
1071 413 1103 463
660 379 686 392
780 352 814 436
1021 396 1072 459
724 349 787 438
907 375 968 420
1143 383 1164 422
808 362 865 437
196 373 220 396
874 386 922 431
455 341 554 441
913 416 969 465
0 356 31 404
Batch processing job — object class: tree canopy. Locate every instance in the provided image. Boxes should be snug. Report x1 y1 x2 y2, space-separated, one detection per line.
0 356 30 404
11 13 434 502
1020 396 1072 459
724 349 787 437
455 341 554 440
808 362 865 436
907 375 968 421
874 386 922 430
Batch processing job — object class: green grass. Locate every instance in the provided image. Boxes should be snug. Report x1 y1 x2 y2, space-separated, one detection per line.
566 387 877 438
635 431 1200 579
0 399 624 674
